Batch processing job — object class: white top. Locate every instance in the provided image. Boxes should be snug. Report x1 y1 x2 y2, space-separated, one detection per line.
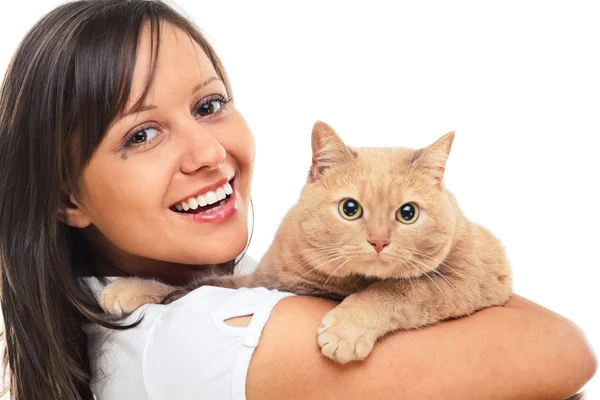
85 283 294 400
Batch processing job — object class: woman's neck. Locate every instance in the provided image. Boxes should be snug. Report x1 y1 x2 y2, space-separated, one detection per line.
84 226 225 285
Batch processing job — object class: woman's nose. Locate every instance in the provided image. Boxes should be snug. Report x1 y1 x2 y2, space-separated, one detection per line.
180 124 227 174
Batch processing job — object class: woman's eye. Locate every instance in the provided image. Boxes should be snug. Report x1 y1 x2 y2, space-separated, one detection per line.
195 99 224 117
396 202 419 224
338 198 363 220
130 127 158 145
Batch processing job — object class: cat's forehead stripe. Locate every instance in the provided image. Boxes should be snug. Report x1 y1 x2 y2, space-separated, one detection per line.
341 147 424 205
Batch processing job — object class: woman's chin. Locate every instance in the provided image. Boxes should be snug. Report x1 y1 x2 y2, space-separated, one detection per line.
180 228 249 265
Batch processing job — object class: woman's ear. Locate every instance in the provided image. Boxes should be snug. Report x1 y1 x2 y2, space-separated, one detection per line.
58 192 92 228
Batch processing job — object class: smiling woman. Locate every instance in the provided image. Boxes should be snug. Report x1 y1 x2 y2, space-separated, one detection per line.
0 1 596 400
71 23 255 282
0 1 256 398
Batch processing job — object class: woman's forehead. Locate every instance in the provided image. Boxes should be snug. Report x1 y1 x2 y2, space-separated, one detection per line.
126 24 219 112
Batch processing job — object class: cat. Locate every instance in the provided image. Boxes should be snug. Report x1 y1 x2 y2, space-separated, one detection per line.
99 121 513 364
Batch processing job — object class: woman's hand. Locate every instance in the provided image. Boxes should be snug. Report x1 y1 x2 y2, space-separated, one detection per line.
247 294 597 400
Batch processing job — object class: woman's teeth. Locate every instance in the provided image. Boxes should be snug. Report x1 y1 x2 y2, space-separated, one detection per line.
174 181 233 212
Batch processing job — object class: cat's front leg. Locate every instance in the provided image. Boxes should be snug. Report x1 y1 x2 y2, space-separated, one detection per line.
99 278 177 316
318 272 511 363
317 292 383 364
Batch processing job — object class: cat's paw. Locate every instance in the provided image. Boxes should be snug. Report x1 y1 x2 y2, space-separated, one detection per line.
99 278 172 316
317 306 378 364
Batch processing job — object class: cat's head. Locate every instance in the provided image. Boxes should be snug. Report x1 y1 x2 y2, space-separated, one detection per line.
294 121 458 280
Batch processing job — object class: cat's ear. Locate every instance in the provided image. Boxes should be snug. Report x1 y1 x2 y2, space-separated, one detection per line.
309 121 355 182
413 131 455 187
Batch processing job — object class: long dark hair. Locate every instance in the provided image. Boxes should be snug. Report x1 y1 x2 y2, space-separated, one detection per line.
0 1 232 398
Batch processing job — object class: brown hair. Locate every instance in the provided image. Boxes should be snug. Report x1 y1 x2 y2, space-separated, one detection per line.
0 1 232 398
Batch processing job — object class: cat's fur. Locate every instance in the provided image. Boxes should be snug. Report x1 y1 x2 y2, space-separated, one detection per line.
100 121 513 364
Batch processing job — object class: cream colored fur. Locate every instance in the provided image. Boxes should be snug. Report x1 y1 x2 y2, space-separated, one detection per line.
100 121 512 364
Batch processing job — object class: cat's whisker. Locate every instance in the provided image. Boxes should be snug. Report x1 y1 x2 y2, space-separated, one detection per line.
283 254 346 292
409 250 482 309
410 250 459 270
296 247 343 262
321 257 353 294
292 254 343 277
297 247 342 258
335 253 367 259
414 252 463 274
302 255 345 277
394 261 416 292
409 250 481 289
298 245 341 253
407 248 470 277
298 250 341 263
294 254 344 274
407 274 416 293
406 259 449 307
298 248 353 265
410 256 468 310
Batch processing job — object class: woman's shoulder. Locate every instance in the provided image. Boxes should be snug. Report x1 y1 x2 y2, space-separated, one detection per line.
86 282 294 400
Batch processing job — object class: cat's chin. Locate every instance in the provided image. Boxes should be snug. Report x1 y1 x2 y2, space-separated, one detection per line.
337 258 405 280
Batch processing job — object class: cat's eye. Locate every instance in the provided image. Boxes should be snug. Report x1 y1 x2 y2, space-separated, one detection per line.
396 202 419 224
338 198 363 220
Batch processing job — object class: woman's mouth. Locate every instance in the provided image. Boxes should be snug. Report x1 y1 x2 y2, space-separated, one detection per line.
169 178 238 223
170 179 233 214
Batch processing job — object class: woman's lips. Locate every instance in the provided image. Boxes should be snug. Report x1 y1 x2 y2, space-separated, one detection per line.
172 183 238 224
170 176 234 211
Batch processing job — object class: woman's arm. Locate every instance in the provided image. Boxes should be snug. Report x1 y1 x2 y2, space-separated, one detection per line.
246 294 597 400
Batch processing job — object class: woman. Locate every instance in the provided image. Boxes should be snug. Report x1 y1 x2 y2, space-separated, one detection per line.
0 1 595 399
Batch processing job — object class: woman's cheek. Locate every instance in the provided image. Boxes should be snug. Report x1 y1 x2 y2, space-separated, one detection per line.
221 111 255 196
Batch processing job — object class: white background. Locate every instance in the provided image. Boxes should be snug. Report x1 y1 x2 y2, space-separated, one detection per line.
1 0 598 396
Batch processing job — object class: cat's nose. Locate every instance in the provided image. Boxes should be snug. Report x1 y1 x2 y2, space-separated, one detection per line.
368 238 390 253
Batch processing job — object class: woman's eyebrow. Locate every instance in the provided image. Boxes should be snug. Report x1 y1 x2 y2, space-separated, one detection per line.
120 76 223 118
122 104 157 117
190 76 222 95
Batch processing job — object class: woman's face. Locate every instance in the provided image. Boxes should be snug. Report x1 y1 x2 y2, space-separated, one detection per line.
72 24 255 278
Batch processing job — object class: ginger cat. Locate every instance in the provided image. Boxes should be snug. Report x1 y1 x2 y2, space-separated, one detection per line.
100 121 512 364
